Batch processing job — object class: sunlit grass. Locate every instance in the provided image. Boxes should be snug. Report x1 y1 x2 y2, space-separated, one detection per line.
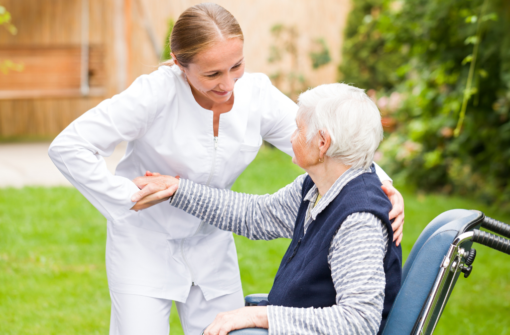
0 145 509 334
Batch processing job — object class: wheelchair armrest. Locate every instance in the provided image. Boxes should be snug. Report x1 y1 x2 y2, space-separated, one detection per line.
244 294 268 306
223 295 269 334
201 295 269 335
229 328 269 335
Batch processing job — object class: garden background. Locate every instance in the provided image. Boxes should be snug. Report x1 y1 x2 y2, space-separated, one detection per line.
1 0 510 334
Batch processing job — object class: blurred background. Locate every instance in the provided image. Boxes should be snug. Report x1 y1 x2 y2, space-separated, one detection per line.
0 0 509 334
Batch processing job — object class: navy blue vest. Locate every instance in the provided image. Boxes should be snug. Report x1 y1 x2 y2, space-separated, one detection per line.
261 167 402 334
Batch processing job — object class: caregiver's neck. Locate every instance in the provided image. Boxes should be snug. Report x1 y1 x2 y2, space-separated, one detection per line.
307 158 351 197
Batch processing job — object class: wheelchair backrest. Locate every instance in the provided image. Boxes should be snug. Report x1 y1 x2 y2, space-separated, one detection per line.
381 209 480 335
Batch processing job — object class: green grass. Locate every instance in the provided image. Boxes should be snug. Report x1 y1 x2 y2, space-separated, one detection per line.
0 145 509 334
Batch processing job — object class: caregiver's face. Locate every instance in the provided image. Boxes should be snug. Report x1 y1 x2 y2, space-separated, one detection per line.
291 116 318 169
184 38 245 105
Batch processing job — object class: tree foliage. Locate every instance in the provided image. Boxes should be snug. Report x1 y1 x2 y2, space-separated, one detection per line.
267 24 308 101
309 38 332 70
341 0 510 207
161 18 174 61
0 5 23 75
0 5 17 34
267 24 332 101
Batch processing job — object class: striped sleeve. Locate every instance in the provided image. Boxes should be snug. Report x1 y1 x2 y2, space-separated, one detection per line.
170 174 307 240
267 212 389 335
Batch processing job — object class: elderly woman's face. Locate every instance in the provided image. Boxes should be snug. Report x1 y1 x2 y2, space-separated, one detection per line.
291 116 319 169
182 38 245 105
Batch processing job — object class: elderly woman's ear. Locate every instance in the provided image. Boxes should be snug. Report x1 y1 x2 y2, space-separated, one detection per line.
317 130 331 163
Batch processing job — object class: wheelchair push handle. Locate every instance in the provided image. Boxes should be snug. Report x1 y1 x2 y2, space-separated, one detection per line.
473 229 510 255
482 216 510 239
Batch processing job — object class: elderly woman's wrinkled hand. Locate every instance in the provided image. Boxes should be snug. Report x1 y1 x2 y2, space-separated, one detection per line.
130 172 180 211
381 181 405 246
204 307 268 335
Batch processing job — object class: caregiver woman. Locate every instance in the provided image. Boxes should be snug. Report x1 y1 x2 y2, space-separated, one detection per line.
48 3 404 335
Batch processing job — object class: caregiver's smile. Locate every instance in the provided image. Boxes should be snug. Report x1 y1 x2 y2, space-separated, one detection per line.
212 90 230 96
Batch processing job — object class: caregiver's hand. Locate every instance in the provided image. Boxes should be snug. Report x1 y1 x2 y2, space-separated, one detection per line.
204 307 268 335
130 174 179 211
382 181 405 246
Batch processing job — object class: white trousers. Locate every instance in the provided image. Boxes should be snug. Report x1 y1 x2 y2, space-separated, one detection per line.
109 286 244 335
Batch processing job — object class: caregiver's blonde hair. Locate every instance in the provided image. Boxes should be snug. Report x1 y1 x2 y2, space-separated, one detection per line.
162 3 244 68
297 83 383 170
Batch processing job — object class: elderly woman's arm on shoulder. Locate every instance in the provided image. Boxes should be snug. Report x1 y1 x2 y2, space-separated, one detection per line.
131 173 308 241
170 175 307 240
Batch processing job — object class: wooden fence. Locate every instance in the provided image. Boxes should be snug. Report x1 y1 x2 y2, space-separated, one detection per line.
0 0 112 138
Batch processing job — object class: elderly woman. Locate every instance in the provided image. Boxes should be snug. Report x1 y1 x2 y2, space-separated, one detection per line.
131 83 402 335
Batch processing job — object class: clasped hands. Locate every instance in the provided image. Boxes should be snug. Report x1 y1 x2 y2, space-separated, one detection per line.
130 171 180 211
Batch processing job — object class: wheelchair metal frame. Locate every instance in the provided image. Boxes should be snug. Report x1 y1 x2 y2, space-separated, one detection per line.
412 212 510 335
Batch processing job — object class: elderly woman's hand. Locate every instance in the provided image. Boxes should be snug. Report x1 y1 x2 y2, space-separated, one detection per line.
204 307 268 335
381 181 404 246
130 173 179 211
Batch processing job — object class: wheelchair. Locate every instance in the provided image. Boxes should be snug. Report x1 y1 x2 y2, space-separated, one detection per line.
227 209 510 335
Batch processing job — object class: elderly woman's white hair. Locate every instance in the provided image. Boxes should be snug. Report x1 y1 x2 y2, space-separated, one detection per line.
297 83 383 170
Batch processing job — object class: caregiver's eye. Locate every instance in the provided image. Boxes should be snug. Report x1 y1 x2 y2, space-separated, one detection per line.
205 72 219 78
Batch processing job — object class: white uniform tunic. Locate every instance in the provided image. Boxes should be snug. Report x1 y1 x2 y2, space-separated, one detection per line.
49 65 299 302
49 65 391 303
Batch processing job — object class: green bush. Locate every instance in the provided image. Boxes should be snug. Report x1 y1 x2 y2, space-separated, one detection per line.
341 0 510 209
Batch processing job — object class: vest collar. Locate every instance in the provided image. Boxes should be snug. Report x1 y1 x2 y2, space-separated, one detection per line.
303 167 371 225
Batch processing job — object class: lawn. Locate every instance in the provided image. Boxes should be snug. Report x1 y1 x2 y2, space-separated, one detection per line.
0 145 509 334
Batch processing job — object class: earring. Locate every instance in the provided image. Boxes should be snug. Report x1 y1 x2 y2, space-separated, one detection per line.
319 157 323 163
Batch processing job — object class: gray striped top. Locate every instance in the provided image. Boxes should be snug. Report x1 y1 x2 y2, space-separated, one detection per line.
171 168 389 335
